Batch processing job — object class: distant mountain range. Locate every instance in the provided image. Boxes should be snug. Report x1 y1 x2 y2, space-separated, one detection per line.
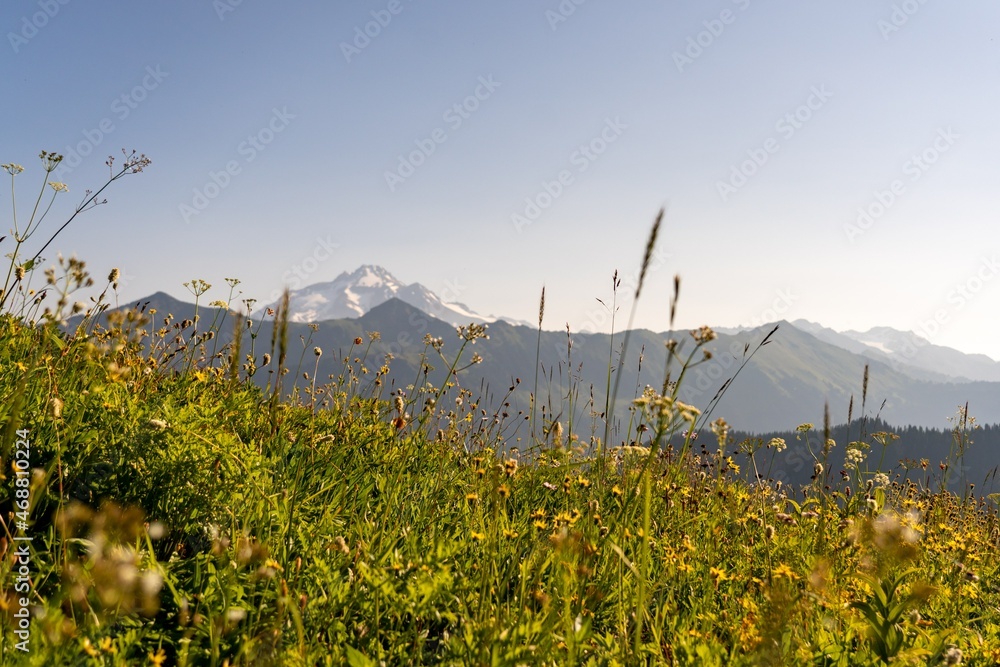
790 320 1000 383
265 265 999 385
65 270 1000 491
257 265 530 327
89 266 1000 437
67 289 1000 499
92 306 996 437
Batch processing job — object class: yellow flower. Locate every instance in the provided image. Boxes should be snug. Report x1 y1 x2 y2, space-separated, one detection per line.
725 456 740 474
497 484 511 499
149 648 167 666
772 563 799 580
503 528 519 539
611 485 623 498
470 531 486 542
48 181 68 192
710 566 728 583
82 638 101 658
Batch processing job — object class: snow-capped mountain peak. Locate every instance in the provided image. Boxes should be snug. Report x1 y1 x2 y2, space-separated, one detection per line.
789 319 1000 383
261 265 500 327
352 264 400 289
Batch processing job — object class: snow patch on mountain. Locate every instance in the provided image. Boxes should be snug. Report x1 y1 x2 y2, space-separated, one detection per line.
260 265 525 327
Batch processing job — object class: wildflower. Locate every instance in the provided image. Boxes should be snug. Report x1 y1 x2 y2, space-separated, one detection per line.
147 522 165 540
49 396 64 419
813 462 823 478
796 423 813 433
457 323 489 342
873 512 920 554
634 386 675 421
48 181 68 192
504 459 518 477
768 437 786 452
691 325 717 344
332 536 350 555
872 472 890 488
711 418 730 445
313 346 322 357
470 531 486 542
82 639 101 658
709 566 728 583
465 493 479 504
943 646 962 665
533 519 548 530
577 475 590 488
2 163 24 175
503 528 519 539
497 484 511 499
611 485 623 498
40 151 63 172
772 563 798 580
183 279 211 297
676 401 701 422
147 419 168 430
149 648 167 666
845 448 865 467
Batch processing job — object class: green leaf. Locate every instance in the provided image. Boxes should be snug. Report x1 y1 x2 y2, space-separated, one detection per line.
345 645 376 667
46 328 66 350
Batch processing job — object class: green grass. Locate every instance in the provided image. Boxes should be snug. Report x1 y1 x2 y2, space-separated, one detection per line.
3 307 998 666
1 156 998 665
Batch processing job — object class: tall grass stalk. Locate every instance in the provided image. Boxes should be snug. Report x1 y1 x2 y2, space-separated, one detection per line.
531 286 544 442
605 206 664 454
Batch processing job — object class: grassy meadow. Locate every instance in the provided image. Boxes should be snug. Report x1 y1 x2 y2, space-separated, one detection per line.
1 155 999 665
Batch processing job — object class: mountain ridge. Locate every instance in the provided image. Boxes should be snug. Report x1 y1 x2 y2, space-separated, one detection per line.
256 264 532 328
71 294 1000 434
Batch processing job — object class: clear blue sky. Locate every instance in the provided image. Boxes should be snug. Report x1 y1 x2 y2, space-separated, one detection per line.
3 1 999 359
